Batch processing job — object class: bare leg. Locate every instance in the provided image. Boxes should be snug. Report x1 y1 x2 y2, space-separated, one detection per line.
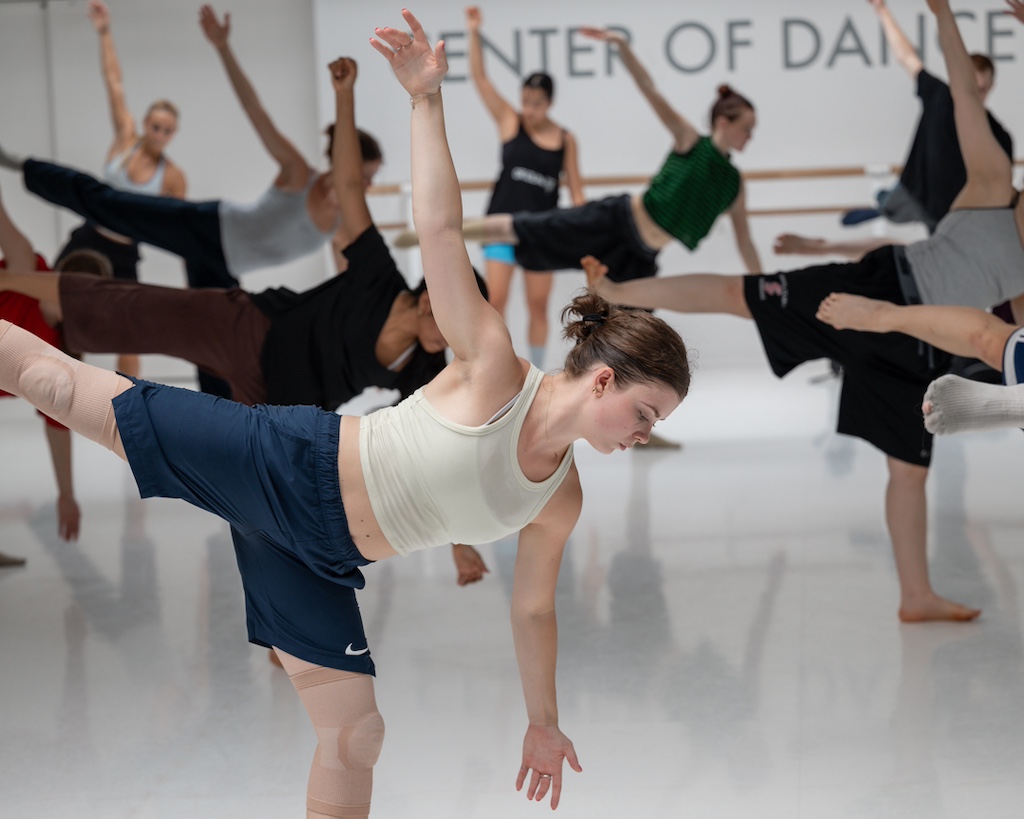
773 233 896 261
885 456 980 622
0 320 131 459
523 270 553 350
0 270 63 321
923 375 1024 434
817 294 1015 370
393 213 516 249
485 259 514 318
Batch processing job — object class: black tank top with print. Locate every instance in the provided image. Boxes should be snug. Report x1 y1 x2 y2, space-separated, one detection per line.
486 120 565 215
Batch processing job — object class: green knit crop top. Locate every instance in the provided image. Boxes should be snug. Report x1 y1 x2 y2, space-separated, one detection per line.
641 137 740 250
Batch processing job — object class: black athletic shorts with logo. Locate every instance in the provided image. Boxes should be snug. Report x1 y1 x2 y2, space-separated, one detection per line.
743 246 950 466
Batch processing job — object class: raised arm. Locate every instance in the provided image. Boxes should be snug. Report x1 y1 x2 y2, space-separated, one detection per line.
562 131 586 206
466 7 519 140
1009 0 1024 25
0 185 37 272
87 1 137 157
199 5 310 190
511 471 584 810
869 0 924 78
930 0 1014 205
329 58 373 239
728 184 762 273
580 27 698 153
371 10 512 369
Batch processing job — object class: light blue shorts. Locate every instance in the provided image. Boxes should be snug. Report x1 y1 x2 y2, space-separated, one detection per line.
482 243 517 264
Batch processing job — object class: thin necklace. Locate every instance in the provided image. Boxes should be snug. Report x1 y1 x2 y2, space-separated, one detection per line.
543 377 560 462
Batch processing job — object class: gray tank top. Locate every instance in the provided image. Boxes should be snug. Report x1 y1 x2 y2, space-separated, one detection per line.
103 145 166 195
218 170 337 275
904 206 1024 308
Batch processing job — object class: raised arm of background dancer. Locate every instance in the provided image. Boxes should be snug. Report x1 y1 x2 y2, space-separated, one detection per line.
930 0 1014 202
511 474 584 810
868 0 923 78
88 1 137 158
329 58 373 239
466 6 519 139
371 11 511 366
562 131 586 206
199 5 310 191
579 27 698 153
729 184 762 273
1008 0 1024 25
0 186 36 273
44 423 81 542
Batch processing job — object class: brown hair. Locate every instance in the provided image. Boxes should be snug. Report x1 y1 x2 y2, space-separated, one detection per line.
55 249 113 279
561 291 690 400
144 99 179 122
970 53 995 78
709 84 754 128
324 125 383 164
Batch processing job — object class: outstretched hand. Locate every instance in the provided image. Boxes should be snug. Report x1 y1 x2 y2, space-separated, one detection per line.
57 494 81 542
87 0 111 34
370 9 447 97
866 0 885 11
517 724 583 810
926 0 950 14
465 6 482 31
1007 0 1024 25
329 57 358 93
579 26 627 47
199 4 231 49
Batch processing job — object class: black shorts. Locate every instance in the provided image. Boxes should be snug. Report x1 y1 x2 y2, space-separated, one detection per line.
58 223 140 282
744 246 950 466
511 194 659 282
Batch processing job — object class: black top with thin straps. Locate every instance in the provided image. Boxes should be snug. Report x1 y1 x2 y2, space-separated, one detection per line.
486 120 566 215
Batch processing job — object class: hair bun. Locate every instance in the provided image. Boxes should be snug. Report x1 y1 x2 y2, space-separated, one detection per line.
717 84 733 98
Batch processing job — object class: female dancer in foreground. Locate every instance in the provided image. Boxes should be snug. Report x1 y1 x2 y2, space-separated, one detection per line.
398 25 762 281
466 5 584 368
0 10 690 813
585 0 1024 624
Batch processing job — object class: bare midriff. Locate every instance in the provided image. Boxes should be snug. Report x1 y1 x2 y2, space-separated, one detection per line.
337 415 399 561
630 193 675 253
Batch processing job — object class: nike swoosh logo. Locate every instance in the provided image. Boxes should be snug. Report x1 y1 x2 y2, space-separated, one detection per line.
345 643 370 656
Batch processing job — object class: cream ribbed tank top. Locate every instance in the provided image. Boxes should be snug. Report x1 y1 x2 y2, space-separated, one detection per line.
358 365 574 555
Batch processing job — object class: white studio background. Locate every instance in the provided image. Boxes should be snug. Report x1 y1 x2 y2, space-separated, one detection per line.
2 0 1024 379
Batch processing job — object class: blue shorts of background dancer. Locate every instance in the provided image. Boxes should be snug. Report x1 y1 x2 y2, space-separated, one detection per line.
482 243 517 264
112 379 376 675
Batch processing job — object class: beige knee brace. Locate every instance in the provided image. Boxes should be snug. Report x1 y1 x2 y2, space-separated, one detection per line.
275 649 385 819
0 320 131 458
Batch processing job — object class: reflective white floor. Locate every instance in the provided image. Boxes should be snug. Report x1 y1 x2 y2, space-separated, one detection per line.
3 364 1024 818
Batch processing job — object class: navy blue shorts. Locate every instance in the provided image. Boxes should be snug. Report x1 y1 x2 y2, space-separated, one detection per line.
113 380 376 674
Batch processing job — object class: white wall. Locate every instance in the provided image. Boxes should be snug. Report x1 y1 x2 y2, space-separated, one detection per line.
2 1 1022 378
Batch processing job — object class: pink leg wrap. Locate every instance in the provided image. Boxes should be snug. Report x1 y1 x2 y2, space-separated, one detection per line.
274 648 384 819
0 320 132 459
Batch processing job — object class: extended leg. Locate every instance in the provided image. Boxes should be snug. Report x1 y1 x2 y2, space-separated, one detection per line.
274 649 384 819
817 295 1015 369
885 456 980 622
22 159 226 269
0 320 131 459
589 261 751 318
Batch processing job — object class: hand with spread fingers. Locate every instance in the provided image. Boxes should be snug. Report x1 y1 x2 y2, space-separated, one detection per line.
1007 0 1024 25
370 8 447 98
517 724 582 809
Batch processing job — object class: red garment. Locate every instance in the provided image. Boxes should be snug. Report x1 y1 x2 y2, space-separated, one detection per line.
0 254 67 428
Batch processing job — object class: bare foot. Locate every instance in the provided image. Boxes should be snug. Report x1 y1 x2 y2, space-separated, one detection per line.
580 255 609 292
773 233 827 255
898 592 981 623
815 292 892 332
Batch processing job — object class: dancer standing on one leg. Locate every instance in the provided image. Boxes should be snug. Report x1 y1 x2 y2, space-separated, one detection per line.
0 181 116 545
398 25 762 282
582 0 1024 623
778 0 1013 259
53 0 189 379
0 10 692 811
465 5 585 370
